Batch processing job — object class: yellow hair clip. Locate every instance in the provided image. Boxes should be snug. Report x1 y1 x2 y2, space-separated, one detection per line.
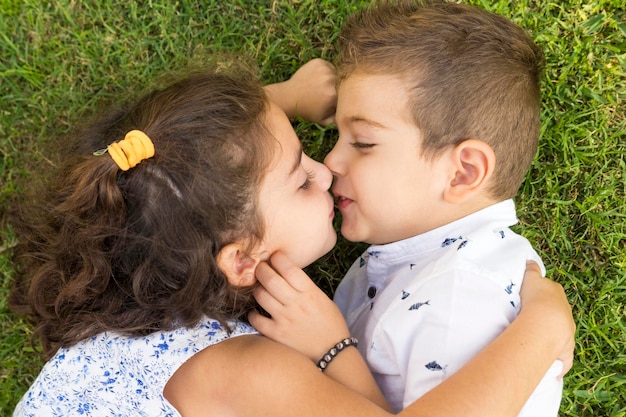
103 130 155 171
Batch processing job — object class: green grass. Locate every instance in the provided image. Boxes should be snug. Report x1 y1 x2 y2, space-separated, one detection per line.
1 0 624 415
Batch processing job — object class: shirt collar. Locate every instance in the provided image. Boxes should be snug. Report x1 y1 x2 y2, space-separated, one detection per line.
364 199 518 267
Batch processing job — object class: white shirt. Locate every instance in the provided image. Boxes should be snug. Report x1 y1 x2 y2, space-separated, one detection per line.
334 200 563 414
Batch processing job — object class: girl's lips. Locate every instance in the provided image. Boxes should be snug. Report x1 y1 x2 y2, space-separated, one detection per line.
328 194 336 218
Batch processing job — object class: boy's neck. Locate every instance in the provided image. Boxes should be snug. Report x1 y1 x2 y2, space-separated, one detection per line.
384 196 503 245
446 196 503 226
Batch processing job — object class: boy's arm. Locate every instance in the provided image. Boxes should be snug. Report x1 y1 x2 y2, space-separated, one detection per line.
250 252 390 411
250 254 574 417
263 58 337 126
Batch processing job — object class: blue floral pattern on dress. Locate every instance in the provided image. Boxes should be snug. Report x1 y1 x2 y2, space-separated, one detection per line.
14 318 257 416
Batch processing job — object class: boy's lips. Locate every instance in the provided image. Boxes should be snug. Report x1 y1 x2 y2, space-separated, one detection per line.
335 195 354 211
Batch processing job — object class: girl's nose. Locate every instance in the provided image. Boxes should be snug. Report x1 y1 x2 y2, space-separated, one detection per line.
314 160 333 191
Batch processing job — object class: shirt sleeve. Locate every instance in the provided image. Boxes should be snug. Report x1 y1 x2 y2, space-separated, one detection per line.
375 263 518 409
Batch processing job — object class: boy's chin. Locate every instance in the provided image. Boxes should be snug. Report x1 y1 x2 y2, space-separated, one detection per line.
340 225 366 243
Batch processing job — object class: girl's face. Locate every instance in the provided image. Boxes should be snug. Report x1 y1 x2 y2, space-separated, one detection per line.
256 102 337 268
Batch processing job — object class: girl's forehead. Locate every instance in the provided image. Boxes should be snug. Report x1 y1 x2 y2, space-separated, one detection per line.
262 102 303 179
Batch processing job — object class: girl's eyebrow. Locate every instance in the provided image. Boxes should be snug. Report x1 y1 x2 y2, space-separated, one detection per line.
288 143 304 177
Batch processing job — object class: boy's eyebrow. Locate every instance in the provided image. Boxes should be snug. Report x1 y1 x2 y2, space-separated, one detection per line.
345 115 388 130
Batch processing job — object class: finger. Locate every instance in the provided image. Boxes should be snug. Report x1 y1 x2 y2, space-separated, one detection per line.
248 310 275 337
524 260 542 275
253 284 284 314
558 336 576 379
255 262 296 305
519 261 547 299
319 114 335 127
557 343 574 379
557 356 573 380
269 252 314 292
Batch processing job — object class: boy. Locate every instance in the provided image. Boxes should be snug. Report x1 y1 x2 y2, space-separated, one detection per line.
325 1 563 415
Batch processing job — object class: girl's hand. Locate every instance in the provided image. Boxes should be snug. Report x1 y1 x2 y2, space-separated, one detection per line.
249 251 350 362
264 58 337 126
520 261 575 378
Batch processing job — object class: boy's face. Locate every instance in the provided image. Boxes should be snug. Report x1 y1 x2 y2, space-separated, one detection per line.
325 73 450 245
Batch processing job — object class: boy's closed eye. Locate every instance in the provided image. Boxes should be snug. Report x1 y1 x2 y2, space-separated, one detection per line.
350 141 376 150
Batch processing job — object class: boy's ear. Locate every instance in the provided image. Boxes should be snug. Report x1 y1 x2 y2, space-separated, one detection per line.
216 242 261 287
443 139 495 203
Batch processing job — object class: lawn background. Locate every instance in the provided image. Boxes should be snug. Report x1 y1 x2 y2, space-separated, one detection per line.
0 0 624 415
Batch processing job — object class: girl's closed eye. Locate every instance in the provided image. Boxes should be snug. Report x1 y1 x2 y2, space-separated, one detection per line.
300 169 315 190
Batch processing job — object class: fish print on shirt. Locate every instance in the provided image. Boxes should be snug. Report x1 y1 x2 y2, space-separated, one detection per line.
505 281 516 295
402 287 430 311
408 300 430 311
441 236 463 247
425 360 448 381
441 235 469 250
505 281 517 308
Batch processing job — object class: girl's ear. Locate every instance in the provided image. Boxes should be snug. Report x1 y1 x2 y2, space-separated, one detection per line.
443 139 495 203
216 243 261 287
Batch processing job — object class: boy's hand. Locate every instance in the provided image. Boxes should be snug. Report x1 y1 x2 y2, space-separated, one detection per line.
249 252 350 362
264 58 337 126
520 261 575 378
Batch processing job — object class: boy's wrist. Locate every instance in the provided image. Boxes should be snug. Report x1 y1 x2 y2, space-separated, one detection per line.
316 337 359 371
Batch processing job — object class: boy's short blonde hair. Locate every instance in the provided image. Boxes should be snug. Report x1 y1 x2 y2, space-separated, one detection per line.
337 0 545 199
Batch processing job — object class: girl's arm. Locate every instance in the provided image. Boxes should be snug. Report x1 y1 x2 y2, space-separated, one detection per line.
165 264 573 417
263 58 337 126
164 334 392 417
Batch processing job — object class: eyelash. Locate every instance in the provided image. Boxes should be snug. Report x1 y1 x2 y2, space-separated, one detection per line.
300 169 315 190
349 141 375 149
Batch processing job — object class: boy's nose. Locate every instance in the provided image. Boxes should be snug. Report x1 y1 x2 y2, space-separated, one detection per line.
323 146 343 177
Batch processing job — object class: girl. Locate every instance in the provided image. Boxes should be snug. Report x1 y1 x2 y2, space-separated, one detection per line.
9 60 573 416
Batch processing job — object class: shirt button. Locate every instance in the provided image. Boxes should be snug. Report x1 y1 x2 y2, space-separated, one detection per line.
367 286 377 298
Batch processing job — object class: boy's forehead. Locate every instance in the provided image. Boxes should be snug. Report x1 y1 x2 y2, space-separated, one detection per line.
336 72 415 127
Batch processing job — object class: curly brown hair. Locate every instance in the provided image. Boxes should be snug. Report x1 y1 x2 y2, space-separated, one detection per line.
337 0 545 199
9 65 275 359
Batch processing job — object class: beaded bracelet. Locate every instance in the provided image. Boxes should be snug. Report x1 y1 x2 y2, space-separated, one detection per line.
316 337 359 371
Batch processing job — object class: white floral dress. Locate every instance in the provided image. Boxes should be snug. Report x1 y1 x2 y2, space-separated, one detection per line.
14 318 258 416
